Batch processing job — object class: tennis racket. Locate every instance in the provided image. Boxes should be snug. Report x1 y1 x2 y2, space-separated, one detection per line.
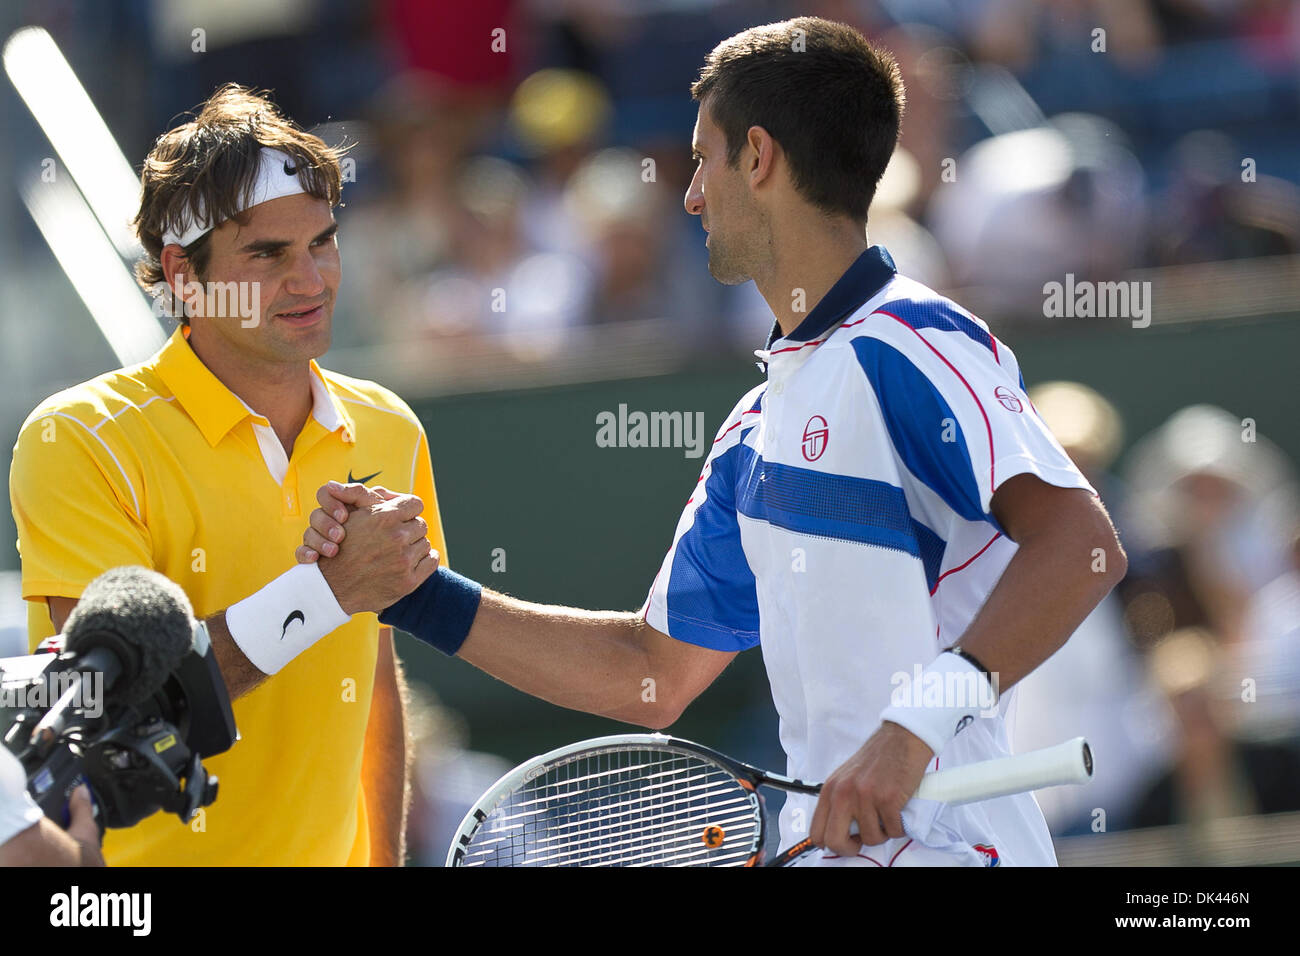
446 732 1093 867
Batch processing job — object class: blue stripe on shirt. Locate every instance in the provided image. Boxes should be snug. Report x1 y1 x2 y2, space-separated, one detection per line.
667 406 963 647
876 297 994 354
666 438 762 651
733 444 946 591
851 335 989 525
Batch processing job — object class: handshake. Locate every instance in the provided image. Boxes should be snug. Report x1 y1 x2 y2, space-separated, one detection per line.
294 482 438 615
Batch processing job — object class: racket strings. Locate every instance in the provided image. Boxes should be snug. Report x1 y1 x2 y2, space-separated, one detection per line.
488 768 748 832
460 748 761 867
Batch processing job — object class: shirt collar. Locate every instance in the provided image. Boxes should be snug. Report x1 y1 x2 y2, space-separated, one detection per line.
307 363 350 437
764 245 897 349
154 327 355 447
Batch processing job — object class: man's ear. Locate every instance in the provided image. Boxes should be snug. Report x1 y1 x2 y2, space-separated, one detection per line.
745 125 779 190
160 244 188 293
159 244 201 316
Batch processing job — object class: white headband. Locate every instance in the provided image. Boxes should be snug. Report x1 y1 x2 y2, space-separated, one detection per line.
162 147 309 248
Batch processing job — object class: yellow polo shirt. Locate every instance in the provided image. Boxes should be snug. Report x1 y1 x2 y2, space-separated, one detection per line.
9 328 446 865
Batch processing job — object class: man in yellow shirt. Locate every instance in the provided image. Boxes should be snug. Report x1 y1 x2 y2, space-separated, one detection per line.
9 84 443 865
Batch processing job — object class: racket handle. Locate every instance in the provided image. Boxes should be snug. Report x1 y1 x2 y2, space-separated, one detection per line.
766 739 1091 865
914 737 1093 805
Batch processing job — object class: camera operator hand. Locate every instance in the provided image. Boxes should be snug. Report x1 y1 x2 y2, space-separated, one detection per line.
0 747 104 867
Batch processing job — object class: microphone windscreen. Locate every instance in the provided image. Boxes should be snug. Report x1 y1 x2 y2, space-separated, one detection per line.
63 566 196 706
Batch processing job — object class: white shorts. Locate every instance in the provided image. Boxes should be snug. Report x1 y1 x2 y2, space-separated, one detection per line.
789 832 989 867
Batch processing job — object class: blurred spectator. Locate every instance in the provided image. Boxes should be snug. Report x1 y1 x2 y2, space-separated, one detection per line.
1235 0 1300 71
564 148 705 328
381 0 522 95
1132 626 1300 830
1120 404 1300 646
1228 528 1300 743
927 113 1146 312
335 73 495 347
512 68 612 259
402 155 593 358
1148 129 1300 266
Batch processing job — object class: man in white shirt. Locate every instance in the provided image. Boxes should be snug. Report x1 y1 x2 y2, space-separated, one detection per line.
299 17 1127 865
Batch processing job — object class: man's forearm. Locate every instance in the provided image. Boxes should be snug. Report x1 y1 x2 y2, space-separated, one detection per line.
0 819 97 867
458 592 670 725
952 517 1126 692
302 483 729 725
362 630 408 866
49 595 267 701
207 613 267 699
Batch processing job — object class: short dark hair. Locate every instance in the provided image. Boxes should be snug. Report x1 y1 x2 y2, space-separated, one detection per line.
134 84 346 319
691 17 905 221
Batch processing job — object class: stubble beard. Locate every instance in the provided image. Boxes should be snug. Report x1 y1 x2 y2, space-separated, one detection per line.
706 230 756 286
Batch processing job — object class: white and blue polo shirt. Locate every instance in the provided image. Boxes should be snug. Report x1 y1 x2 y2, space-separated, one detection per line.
642 246 1095 866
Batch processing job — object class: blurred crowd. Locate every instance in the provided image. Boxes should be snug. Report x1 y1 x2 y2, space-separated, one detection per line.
335 0 1300 350
18 0 1300 357
1010 388 1300 845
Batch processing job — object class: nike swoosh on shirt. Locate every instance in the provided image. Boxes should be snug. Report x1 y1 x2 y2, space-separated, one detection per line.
347 470 381 484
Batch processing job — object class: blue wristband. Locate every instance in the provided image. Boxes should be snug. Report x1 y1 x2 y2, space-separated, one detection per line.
379 567 483 656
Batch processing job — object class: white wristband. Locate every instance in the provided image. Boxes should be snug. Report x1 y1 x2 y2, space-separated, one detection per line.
225 563 350 675
878 651 1000 757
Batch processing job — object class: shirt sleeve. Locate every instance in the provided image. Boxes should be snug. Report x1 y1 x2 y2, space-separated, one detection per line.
641 390 763 652
0 746 44 847
409 424 449 570
851 316 1094 527
10 410 153 649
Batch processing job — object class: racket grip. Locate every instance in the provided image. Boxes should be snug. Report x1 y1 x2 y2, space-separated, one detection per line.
914 737 1092 806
